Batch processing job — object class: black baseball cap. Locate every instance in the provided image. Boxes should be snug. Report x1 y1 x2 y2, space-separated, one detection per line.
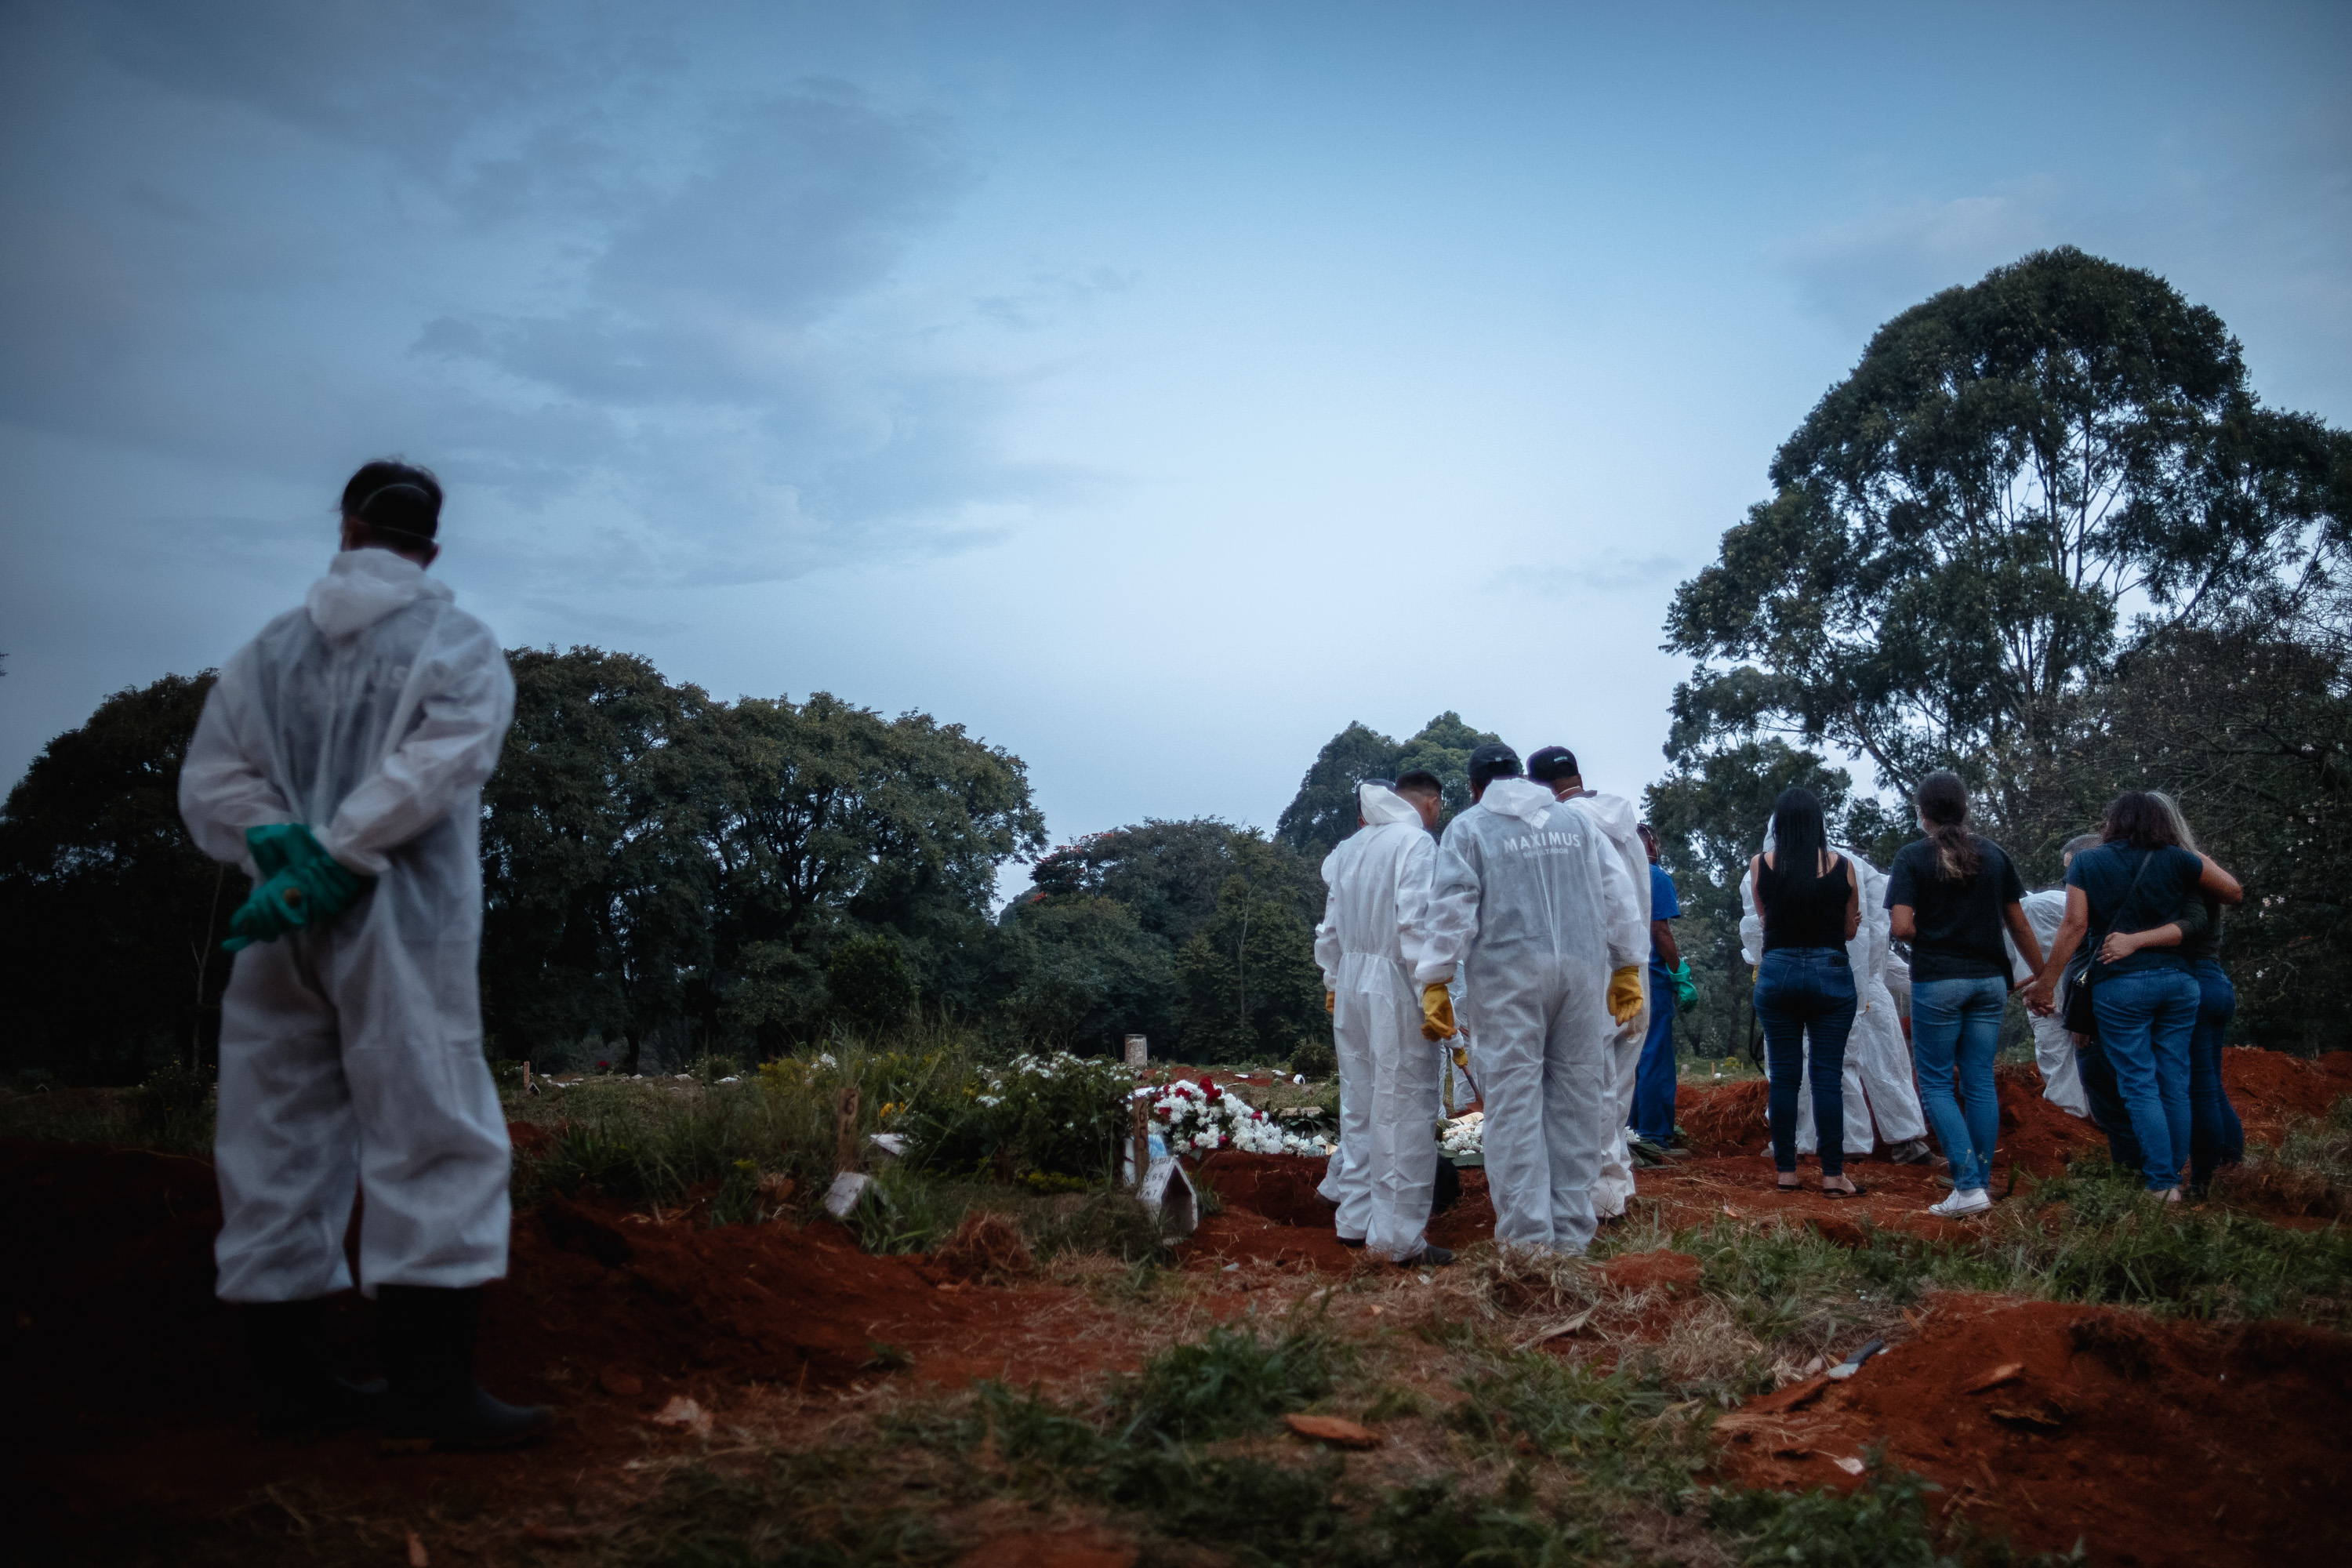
1466 742 1522 792
1526 746 1580 783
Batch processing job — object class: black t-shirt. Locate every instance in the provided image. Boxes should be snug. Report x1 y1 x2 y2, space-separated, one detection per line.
1883 835 2027 983
1757 853 1853 952
2067 843 2204 978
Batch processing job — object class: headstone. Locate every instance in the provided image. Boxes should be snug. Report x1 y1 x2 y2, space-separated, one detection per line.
823 1171 873 1220
1136 1155 1198 1239
1123 1035 1149 1068
865 1132 910 1165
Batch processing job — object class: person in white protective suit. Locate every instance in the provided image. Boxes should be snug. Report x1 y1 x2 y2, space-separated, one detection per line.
1311 777 1450 1264
1524 747 1653 1220
178 460 546 1453
1418 744 1647 1255
2004 837 2099 1119
1740 833 1933 1163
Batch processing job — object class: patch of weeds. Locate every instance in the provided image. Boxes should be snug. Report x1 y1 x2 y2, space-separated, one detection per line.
1684 1217 1958 1349
1118 1320 1342 1443
1353 1472 1619 1568
1708 1453 1955 1567
1450 1349 1709 1499
1995 1170 2352 1322
1360 1384 1433 1423
1022 1186 1169 1261
2232 1096 2352 1219
1105 1444 1352 1562
620 1454 958 1566
1707 1450 2082 1568
1189 1166 1225 1217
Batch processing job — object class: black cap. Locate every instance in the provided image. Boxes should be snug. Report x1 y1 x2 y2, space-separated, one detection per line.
1526 746 1579 783
1467 742 1522 793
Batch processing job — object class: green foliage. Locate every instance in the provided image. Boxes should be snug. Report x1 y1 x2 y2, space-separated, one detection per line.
909 1049 1134 1181
826 936 915 1032
1017 818 1330 1060
1667 246 2347 799
1117 1321 1341 1443
522 1041 973 1218
482 648 1047 1069
0 672 232 1083
1710 1454 1958 1568
1450 1349 1711 1495
1274 711 1504 862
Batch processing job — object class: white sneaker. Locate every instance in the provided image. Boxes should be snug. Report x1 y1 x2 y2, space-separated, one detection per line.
1928 1188 1991 1217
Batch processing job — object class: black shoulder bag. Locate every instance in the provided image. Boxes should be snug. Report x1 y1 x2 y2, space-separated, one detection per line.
2060 848 2154 1036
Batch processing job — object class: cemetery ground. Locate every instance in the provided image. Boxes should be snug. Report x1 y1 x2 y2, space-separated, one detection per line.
6 1044 2352 1568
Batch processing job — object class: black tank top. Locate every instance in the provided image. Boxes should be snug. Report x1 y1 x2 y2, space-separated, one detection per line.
1759 854 1850 952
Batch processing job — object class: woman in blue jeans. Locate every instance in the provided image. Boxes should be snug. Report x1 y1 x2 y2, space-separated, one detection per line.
2024 793 2243 1199
1748 787 1863 1196
2094 793 2247 1192
1883 771 2045 1218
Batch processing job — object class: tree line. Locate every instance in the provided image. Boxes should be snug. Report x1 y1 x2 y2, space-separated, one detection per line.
5 247 2347 1084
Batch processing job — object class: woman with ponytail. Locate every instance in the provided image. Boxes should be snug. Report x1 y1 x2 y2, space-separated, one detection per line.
1885 771 2043 1217
1748 787 1863 1196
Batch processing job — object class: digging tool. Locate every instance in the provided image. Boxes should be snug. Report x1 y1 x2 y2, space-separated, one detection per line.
1825 1338 1886 1381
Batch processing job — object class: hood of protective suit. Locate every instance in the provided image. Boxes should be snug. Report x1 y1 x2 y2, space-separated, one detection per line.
1358 782 1420 826
1477 776 1560 826
1566 788 1639 842
307 549 452 640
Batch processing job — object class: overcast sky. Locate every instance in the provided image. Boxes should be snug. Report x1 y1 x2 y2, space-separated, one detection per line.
4 1 2347 891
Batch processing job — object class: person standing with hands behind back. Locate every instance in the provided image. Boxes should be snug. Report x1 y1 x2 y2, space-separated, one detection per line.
179 460 547 1452
1885 771 2043 1218
1750 788 1863 1196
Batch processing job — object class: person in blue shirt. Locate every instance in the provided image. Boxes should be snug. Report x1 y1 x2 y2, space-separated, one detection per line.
1631 822 1696 1154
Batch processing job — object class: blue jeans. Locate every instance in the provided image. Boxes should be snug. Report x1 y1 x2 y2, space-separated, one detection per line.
2091 967 2199 1192
1632 983 1679 1142
2188 960 2243 1190
1911 975 2008 1192
1754 948 1857 1176
2076 1032 2146 1178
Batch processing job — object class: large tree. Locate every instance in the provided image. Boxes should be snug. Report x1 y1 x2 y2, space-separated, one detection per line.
1275 711 1503 861
1666 247 2350 808
0 673 230 1083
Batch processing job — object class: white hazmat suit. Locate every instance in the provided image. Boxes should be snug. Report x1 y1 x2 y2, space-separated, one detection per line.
2008 890 2089 1116
1418 778 1646 1255
180 548 517 1303
1563 791 1653 1219
1741 843 1928 1154
1311 783 1443 1261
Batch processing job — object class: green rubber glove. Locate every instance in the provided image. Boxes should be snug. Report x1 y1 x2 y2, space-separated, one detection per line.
1671 960 1698 1010
223 824 373 951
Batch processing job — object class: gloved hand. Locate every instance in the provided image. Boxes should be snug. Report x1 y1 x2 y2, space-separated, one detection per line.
1606 966 1644 1026
223 824 374 951
1323 989 1335 1015
1420 982 1457 1041
1670 960 1698 1010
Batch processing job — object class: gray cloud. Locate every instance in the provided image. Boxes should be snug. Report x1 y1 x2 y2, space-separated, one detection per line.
1497 552 1686 598
0 5 1062 590
1771 187 2061 337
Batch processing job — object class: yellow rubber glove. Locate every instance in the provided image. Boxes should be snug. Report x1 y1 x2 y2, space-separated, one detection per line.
1607 966 1643 1026
1323 989 1335 1015
1420 983 1457 1041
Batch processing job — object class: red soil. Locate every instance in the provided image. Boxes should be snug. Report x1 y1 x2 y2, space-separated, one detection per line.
1 1138 1134 1537
2221 1045 2352 1141
1714 1295 2352 1568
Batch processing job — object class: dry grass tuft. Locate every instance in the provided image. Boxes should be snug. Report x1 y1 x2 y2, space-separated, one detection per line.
934 1208 1038 1282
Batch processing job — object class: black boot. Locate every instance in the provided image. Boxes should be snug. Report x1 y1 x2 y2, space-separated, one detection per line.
376 1285 552 1455
240 1298 385 1438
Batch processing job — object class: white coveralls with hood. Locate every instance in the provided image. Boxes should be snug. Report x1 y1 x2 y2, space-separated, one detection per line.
1311 782 1443 1261
180 548 517 1304
2009 889 2089 1117
1563 790 1653 1220
1419 778 1646 1254
1741 840 1929 1154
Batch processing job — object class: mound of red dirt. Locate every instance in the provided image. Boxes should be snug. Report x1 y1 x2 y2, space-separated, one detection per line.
1715 1295 2352 1568
0 1136 1129 1534
2223 1046 2352 1141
